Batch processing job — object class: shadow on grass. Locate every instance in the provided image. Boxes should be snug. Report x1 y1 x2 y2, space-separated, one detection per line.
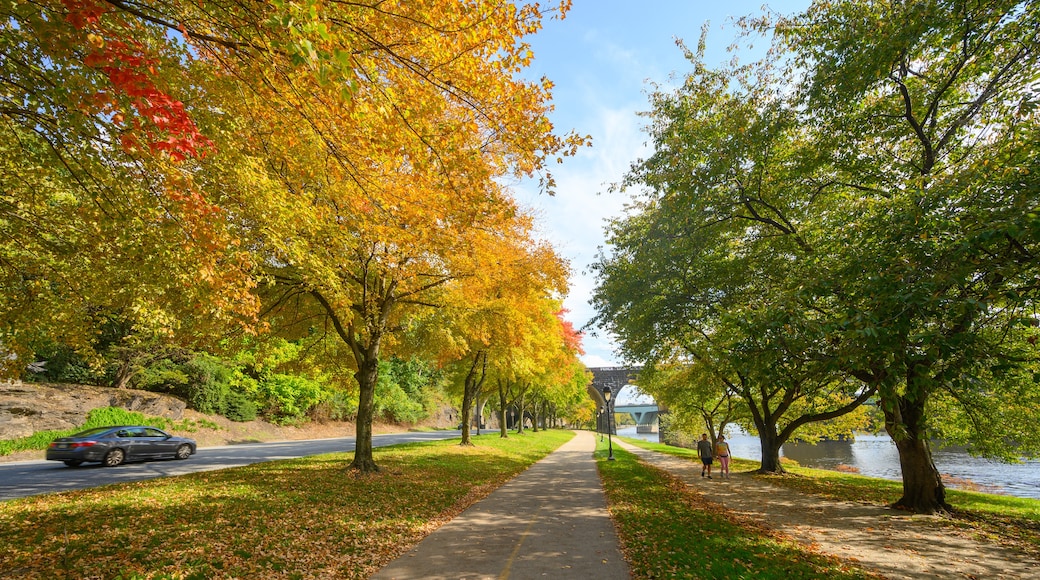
598 445 880 580
1 430 572 580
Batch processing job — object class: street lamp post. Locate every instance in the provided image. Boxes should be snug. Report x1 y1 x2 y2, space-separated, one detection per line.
603 386 615 461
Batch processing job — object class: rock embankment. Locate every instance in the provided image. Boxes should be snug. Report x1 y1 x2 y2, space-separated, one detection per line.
0 381 186 440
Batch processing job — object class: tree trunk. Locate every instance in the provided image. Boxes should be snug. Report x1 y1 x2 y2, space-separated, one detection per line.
474 397 485 435
459 351 486 446
460 384 475 446
515 391 526 434
111 359 134 389
757 428 785 474
497 380 509 438
349 348 381 473
884 394 950 514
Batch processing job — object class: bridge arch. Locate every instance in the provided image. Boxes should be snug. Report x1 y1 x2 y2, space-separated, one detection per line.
587 366 642 434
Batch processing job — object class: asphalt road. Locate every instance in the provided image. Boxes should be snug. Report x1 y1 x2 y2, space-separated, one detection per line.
0 430 461 502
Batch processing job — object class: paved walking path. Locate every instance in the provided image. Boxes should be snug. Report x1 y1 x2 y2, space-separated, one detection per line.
371 430 630 580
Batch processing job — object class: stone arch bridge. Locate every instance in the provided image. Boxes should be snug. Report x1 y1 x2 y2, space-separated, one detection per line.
587 366 660 434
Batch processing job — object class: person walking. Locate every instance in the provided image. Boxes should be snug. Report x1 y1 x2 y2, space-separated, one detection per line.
697 433 714 479
715 434 731 478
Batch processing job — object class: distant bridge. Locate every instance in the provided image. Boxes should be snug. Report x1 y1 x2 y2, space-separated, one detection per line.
613 403 660 434
588 366 660 434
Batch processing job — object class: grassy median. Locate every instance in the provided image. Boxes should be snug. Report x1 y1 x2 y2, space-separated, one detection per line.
0 430 573 580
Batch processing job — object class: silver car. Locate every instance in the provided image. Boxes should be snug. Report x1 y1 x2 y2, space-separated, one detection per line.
46 425 197 467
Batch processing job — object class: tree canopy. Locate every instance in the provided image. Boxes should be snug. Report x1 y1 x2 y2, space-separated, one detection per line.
3 0 590 471
593 0 1040 513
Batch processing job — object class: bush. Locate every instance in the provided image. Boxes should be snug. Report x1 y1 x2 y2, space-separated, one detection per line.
374 372 426 424
144 354 257 421
133 358 190 394
183 354 233 415
258 374 326 425
24 342 104 385
224 389 258 422
370 357 445 424
309 389 358 422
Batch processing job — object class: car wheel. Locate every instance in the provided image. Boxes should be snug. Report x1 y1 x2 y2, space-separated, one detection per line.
103 448 125 467
63 460 83 467
175 444 192 460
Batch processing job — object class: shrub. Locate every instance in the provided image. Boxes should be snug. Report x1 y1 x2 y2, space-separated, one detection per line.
183 354 233 415
370 357 445 424
224 389 258 422
374 373 426 424
133 358 190 394
24 342 105 385
309 389 358 422
258 374 326 425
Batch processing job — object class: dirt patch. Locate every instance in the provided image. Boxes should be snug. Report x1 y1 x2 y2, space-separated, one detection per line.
617 440 1040 580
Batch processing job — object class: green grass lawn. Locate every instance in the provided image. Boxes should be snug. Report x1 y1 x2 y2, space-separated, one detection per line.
5 429 1034 580
0 430 573 580
619 436 1040 561
596 440 881 579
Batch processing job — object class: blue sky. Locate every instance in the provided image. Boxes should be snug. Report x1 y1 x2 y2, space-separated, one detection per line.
515 1 809 369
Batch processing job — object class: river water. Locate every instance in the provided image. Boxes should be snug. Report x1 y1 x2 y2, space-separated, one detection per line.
616 426 1040 499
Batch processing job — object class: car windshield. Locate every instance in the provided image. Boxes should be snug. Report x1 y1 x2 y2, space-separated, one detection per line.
70 426 120 438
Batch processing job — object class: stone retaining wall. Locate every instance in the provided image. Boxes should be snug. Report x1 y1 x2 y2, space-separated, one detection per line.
0 381 186 440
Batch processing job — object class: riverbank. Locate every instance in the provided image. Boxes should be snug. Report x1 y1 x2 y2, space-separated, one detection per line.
618 426 1040 499
612 438 1040 579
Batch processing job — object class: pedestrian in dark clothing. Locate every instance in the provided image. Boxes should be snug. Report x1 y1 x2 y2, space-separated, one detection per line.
697 433 714 479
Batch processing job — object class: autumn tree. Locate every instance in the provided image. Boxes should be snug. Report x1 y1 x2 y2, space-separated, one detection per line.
425 211 570 445
481 297 582 438
5 1 584 474
0 1 254 374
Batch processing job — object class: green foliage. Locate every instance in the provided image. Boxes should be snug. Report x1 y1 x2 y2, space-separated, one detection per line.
374 378 425 423
370 357 445 424
23 342 104 385
82 407 153 429
136 353 261 422
224 389 258 422
594 2 1040 506
182 354 235 415
133 358 191 392
257 374 327 425
310 389 359 422
658 412 698 449
131 344 340 424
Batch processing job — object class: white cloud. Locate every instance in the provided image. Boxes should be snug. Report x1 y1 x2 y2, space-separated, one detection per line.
515 102 650 368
